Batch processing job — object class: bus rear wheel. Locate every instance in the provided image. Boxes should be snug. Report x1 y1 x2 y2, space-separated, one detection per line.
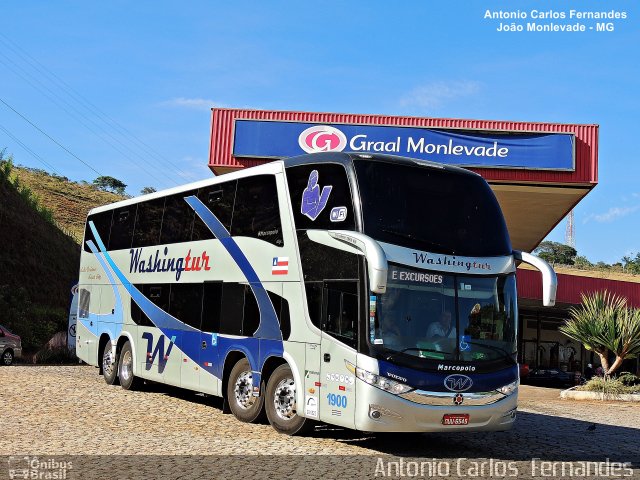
265 364 311 435
227 358 265 423
102 342 119 385
118 340 142 391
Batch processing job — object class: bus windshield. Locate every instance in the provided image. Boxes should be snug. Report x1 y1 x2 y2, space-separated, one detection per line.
354 160 511 257
370 264 517 366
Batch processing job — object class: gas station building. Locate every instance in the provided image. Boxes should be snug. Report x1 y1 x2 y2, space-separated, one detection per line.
206 108 640 374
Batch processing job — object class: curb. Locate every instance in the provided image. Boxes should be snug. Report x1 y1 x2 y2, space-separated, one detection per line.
560 387 640 402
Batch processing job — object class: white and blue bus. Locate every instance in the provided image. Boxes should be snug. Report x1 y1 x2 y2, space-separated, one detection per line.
76 152 557 434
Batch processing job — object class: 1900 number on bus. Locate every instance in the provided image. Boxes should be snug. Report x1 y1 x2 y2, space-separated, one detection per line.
327 393 347 408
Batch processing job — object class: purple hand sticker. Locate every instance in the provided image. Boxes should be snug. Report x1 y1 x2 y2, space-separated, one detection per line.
301 170 332 221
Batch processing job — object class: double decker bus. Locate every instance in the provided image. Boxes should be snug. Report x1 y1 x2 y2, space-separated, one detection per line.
76 152 557 434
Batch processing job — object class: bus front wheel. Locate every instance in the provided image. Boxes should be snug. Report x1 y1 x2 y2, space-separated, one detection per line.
265 364 311 435
227 358 265 423
118 340 142 391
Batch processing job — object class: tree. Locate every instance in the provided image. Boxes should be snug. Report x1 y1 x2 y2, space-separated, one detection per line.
140 186 157 195
533 241 577 265
622 252 640 275
574 255 594 269
560 291 640 377
93 176 127 195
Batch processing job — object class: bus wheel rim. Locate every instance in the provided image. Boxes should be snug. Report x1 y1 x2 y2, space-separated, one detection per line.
121 350 132 381
273 377 296 420
234 371 256 409
103 347 116 377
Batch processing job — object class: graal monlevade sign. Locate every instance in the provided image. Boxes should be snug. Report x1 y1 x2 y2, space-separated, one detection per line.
232 119 575 171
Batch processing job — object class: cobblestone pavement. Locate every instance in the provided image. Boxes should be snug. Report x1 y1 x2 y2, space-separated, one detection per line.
1 366 638 479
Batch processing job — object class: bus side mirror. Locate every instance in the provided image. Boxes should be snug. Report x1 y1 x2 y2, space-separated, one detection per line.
513 250 557 307
328 231 388 294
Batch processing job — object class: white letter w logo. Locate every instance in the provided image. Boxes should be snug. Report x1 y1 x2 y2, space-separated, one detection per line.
444 374 473 392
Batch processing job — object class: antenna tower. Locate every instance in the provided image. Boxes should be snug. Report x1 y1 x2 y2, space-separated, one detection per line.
565 210 575 248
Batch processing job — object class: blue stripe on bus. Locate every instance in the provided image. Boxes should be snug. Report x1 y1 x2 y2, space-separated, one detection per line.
89 222 199 333
88 222 211 376
184 195 282 341
87 196 285 384
80 239 124 341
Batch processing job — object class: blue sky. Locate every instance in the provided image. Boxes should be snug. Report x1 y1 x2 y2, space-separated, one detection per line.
0 1 638 263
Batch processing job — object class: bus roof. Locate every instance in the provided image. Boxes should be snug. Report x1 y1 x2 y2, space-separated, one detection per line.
87 159 286 216
282 152 482 177
86 152 481 217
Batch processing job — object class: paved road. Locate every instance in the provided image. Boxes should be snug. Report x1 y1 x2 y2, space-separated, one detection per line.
1 366 638 479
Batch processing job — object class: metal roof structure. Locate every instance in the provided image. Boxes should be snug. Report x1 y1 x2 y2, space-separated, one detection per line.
207 108 599 253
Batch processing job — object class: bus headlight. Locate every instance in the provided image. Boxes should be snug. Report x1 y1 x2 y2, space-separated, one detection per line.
497 380 519 396
346 362 413 395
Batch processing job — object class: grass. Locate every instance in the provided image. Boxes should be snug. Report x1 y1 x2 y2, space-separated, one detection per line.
11 164 125 243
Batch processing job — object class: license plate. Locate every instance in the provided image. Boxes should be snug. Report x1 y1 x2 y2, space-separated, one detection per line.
442 414 469 425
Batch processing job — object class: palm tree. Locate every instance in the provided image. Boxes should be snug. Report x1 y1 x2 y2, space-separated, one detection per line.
560 291 640 377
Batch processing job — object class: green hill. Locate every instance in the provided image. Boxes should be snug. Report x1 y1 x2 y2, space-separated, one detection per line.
0 160 124 352
12 165 124 243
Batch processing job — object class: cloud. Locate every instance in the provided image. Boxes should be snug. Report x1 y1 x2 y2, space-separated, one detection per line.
399 81 481 109
159 97 220 111
584 205 640 223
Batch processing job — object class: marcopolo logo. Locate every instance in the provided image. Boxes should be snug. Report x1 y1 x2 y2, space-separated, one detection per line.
298 125 347 154
444 374 473 392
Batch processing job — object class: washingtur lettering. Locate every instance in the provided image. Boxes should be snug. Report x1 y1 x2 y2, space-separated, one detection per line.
129 247 211 281
412 252 492 272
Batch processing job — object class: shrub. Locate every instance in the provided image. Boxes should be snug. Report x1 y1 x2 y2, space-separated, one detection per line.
617 372 640 387
578 376 639 395
0 286 68 351
33 346 77 365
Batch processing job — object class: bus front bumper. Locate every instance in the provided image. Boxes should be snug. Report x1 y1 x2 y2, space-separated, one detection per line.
354 381 518 433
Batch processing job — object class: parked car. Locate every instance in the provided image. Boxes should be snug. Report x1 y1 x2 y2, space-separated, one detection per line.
0 324 22 365
523 368 576 388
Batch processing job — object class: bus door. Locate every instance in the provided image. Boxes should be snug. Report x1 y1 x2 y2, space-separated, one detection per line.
319 280 358 429
77 285 98 366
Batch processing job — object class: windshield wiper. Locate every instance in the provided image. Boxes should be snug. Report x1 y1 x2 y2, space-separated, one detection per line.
380 228 454 254
465 341 516 362
384 347 453 362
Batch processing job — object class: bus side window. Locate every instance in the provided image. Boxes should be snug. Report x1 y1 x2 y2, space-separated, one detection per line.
160 190 196 245
169 283 204 329
297 233 359 281
201 282 222 333
304 282 324 330
133 198 166 248
78 288 91 318
109 206 136 251
144 284 170 313
279 297 291 340
285 163 356 230
323 282 358 349
267 291 291 340
219 283 244 336
130 286 153 326
192 181 236 241
242 285 260 336
232 175 283 246
83 211 113 252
